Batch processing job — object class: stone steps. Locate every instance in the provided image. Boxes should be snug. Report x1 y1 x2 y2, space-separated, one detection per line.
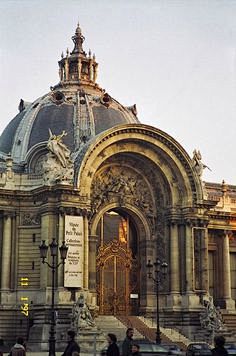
139 316 190 346
95 315 143 342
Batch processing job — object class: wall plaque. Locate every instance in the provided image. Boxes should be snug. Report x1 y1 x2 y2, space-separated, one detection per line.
64 215 84 288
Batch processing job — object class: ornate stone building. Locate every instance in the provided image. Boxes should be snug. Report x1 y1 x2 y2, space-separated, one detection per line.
0 23 235 344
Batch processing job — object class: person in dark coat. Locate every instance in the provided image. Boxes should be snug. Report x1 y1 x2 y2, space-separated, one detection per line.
131 344 142 356
9 337 26 356
212 336 228 356
106 333 120 356
122 328 134 356
62 330 80 356
0 339 4 356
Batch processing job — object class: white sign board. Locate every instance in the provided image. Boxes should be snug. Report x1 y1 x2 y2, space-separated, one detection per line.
64 215 84 288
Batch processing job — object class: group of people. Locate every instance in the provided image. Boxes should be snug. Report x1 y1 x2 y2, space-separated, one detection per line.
0 337 26 356
61 327 141 356
106 327 141 356
1 330 229 356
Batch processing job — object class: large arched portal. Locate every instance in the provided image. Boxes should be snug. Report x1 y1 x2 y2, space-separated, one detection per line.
78 125 206 315
96 209 140 315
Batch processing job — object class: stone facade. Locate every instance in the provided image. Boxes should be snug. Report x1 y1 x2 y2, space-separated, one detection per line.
0 23 235 345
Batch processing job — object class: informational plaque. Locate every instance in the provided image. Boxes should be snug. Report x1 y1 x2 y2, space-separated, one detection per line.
64 215 84 288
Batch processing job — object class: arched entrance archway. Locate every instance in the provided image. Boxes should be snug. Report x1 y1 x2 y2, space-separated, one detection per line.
96 209 140 315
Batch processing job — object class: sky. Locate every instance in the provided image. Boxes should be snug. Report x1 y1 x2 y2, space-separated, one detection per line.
0 0 236 184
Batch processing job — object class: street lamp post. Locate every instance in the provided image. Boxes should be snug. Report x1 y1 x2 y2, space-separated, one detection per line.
146 258 168 344
39 239 68 356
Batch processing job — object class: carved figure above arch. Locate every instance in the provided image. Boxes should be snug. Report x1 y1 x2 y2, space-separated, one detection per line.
91 165 155 219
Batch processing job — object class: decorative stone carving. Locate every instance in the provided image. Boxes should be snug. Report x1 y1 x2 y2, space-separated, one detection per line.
91 166 154 217
22 213 40 226
42 130 74 185
192 149 211 177
200 296 225 333
47 129 72 168
156 212 166 259
71 294 96 332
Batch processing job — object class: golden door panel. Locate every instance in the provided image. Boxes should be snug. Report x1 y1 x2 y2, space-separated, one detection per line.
97 239 136 315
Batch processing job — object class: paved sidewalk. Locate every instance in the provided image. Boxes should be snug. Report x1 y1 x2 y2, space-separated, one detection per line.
4 353 100 356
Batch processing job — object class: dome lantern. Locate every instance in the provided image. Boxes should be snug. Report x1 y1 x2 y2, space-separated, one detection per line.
57 23 99 89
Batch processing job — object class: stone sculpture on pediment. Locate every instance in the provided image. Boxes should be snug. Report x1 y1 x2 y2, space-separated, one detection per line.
42 129 74 185
47 129 73 168
192 149 211 177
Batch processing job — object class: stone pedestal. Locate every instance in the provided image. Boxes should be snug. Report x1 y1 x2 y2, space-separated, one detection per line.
77 328 106 354
166 293 182 309
182 293 201 309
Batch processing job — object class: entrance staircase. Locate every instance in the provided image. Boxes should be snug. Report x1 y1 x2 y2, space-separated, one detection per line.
95 315 191 350
222 312 236 333
117 316 190 350
95 315 144 342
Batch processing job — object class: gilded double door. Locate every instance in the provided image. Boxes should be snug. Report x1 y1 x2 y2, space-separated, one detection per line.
96 239 139 315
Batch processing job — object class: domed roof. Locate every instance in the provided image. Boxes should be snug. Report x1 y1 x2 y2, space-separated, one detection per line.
0 23 139 165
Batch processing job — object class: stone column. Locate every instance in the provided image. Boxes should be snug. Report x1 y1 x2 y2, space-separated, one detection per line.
170 222 180 293
1 213 12 290
58 213 65 287
200 226 209 293
78 59 81 80
185 222 194 293
83 215 89 290
40 212 56 290
221 231 234 309
140 239 155 314
88 235 98 291
65 58 69 80
10 212 17 290
222 231 231 299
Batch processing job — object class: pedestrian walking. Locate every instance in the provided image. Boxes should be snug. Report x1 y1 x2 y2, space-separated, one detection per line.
131 344 142 356
9 337 26 356
212 336 228 356
62 330 80 356
0 339 4 356
106 333 120 356
122 328 134 356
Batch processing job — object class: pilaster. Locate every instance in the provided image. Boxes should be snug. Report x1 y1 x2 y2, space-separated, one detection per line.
170 221 180 293
1 213 12 290
88 234 98 291
83 215 89 290
185 222 194 293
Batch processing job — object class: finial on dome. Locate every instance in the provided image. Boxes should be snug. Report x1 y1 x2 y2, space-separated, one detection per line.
93 53 96 60
66 48 69 56
221 179 228 194
89 49 91 58
71 22 85 54
61 52 64 59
